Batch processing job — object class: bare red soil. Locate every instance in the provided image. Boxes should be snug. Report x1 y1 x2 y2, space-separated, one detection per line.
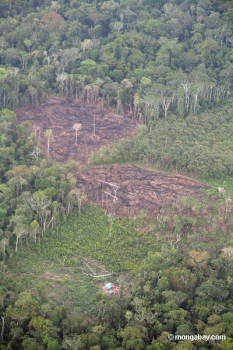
75 164 207 216
16 98 137 166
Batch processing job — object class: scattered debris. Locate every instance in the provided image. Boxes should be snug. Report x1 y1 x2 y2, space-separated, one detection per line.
81 258 113 278
16 98 208 217
16 98 137 167
75 164 208 216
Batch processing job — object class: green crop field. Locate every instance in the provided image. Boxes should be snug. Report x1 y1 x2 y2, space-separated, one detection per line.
6 205 161 313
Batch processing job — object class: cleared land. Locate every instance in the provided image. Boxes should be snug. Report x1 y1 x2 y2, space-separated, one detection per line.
13 100 209 305
16 99 207 216
16 98 137 166
75 164 207 216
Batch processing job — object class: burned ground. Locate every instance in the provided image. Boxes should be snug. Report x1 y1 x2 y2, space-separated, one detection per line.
75 164 208 216
16 99 207 216
16 98 137 166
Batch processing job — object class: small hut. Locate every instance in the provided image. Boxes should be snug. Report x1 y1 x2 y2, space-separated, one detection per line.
105 283 113 290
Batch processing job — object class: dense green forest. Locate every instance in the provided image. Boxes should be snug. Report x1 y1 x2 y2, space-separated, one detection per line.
1 0 233 349
0 0 232 118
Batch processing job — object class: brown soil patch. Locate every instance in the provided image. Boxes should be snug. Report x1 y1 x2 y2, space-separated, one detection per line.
101 282 121 297
42 271 72 280
75 164 208 216
16 98 137 166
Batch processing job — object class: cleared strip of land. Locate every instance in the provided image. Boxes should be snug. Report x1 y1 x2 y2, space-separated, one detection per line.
75 164 207 216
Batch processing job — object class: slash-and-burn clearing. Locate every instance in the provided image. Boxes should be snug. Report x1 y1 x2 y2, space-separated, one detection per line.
10 99 209 304
16 99 207 216
75 164 207 216
16 98 137 165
